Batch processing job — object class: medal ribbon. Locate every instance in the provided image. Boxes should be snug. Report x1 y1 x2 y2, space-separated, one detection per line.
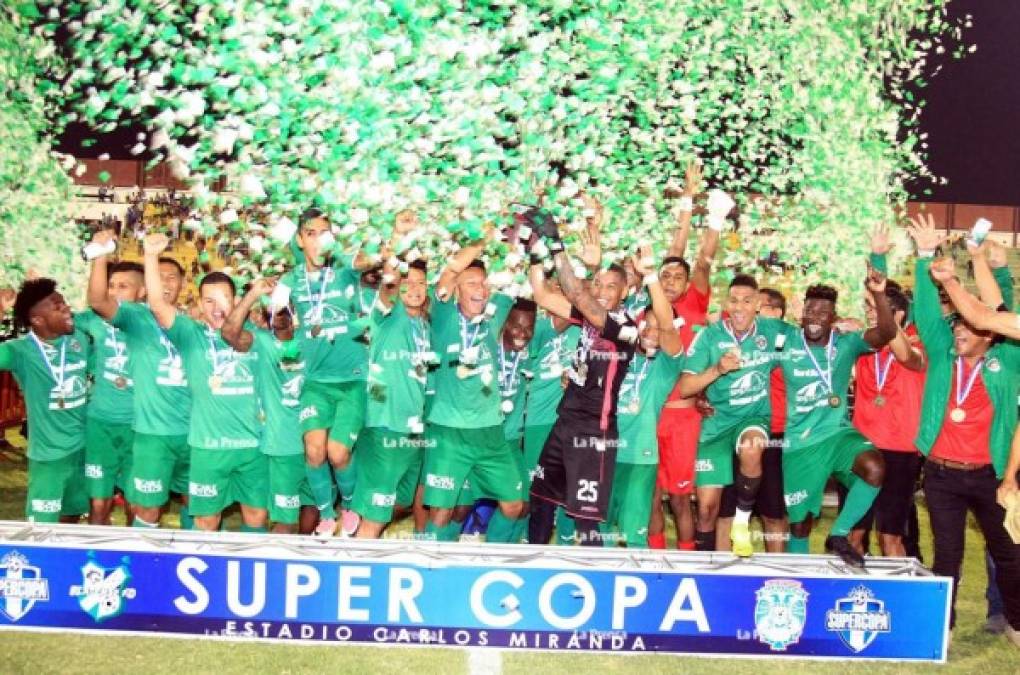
498 344 524 396
30 332 67 396
954 356 984 408
303 267 333 324
874 351 895 393
800 330 835 396
206 328 224 375
459 312 484 353
723 319 757 346
623 354 651 410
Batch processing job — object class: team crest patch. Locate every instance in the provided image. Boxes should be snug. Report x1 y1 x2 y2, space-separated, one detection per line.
754 579 809 651
0 550 50 622
825 585 891 653
986 357 1001 373
69 552 136 623
755 335 768 350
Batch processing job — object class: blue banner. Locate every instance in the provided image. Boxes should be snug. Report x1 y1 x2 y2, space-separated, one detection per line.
0 543 950 661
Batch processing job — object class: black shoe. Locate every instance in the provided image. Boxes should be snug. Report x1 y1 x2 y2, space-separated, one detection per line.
825 535 865 569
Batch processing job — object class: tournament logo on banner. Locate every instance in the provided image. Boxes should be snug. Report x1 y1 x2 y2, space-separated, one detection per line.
825 586 892 653
0 550 50 622
754 579 808 651
68 552 136 623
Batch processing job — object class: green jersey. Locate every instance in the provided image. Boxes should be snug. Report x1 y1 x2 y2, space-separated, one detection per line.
366 300 431 434
427 293 514 429
76 310 133 425
525 317 580 428
167 315 260 450
498 342 533 441
623 288 650 319
683 318 786 438
251 329 305 456
283 262 368 384
617 350 685 464
777 327 873 447
0 330 89 460
111 301 190 436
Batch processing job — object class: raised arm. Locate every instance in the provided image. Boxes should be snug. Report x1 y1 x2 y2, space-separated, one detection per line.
862 266 897 349
969 241 1004 309
907 214 953 352
930 257 1020 339
689 188 732 295
529 264 573 321
666 161 701 259
436 229 489 302
142 233 177 330
222 278 274 353
632 246 681 356
888 328 925 372
87 229 120 320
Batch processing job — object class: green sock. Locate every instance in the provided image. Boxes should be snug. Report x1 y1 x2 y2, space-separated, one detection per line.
788 535 809 554
831 480 880 537
554 506 576 545
441 520 463 542
306 462 336 520
333 464 357 511
240 524 268 533
178 504 193 530
132 516 158 529
486 510 520 544
510 517 528 544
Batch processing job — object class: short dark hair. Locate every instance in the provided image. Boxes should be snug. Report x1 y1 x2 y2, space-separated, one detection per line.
758 288 786 317
729 273 758 291
14 278 57 330
885 285 910 318
407 259 428 274
465 260 487 274
108 261 144 280
299 207 325 228
660 256 691 276
605 263 628 285
198 271 236 295
805 284 838 304
511 297 537 314
158 257 185 277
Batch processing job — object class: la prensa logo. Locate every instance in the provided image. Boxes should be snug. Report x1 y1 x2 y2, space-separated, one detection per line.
69 552 136 623
754 579 809 651
825 585 891 653
0 550 50 622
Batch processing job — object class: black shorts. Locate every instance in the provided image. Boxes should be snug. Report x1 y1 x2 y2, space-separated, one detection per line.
530 417 617 522
838 449 921 536
719 439 786 520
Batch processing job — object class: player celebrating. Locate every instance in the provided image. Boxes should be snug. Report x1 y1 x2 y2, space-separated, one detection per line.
777 268 896 567
1 280 88 523
602 247 683 548
679 274 786 555
143 233 268 533
528 210 639 546
89 233 192 529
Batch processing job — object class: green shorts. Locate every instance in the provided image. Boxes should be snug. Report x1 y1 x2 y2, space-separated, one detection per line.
604 462 657 548
783 426 873 525
26 449 88 522
130 433 190 508
350 427 426 524
267 454 316 525
422 424 526 508
523 424 554 490
299 380 367 448
695 418 770 488
188 447 269 517
84 419 134 499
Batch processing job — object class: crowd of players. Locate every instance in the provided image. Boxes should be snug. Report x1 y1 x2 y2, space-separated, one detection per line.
1 168 1018 645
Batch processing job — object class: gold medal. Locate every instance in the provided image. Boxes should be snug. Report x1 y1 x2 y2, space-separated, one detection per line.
949 407 966 423
311 325 322 337
501 400 514 414
114 376 128 390
873 395 885 407
208 375 223 391
57 397 65 409
828 395 842 408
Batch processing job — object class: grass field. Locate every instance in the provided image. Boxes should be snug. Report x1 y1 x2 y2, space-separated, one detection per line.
0 431 1015 674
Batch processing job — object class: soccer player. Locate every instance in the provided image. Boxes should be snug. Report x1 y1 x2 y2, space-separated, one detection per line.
602 247 683 548
78 231 145 525
284 208 372 536
678 274 786 555
482 297 537 543
221 278 317 535
651 168 726 551
848 229 926 557
776 267 896 567
528 211 639 546
421 229 525 542
348 213 434 538
89 233 192 529
143 233 268 533
0 279 88 523
911 220 1020 644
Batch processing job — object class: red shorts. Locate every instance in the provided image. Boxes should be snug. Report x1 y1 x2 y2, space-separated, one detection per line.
656 407 701 496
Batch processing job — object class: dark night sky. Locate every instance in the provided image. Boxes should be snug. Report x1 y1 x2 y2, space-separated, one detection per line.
57 0 1020 206
910 0 1020 205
